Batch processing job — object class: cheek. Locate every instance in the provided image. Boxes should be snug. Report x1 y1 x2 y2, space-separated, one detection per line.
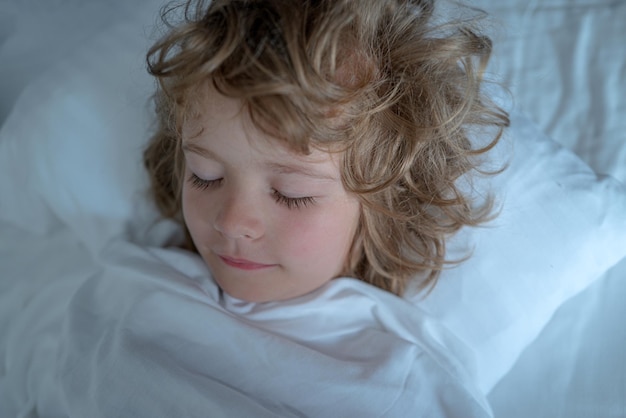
181 186 194 223
279 202 359 261
181 186 210 239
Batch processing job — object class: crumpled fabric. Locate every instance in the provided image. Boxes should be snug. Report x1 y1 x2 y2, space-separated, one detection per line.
55 239 492 417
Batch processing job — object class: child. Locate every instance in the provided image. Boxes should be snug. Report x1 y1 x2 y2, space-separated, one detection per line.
144 0 508 303
138 1 509 413
56 1 511 415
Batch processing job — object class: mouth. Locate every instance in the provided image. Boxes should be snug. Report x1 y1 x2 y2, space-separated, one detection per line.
217 255 277 271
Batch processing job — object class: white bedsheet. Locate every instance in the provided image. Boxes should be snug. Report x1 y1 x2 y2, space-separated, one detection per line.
0 224 491 417
489 257 626 418
1 0 625 417
479 0 626 416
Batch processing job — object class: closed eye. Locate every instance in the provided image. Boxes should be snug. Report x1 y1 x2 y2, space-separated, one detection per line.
188 173 223 191
272 190 316 210
189 173 315 209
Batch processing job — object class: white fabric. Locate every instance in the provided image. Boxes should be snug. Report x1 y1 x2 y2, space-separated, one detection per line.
488 256 626 418
475 1 626 415
1 0 626 416
478 0 626 184
0 225 492 417
411 109 626 393
0 11 166 248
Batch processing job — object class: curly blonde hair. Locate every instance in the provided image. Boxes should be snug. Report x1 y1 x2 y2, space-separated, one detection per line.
144 0 509 296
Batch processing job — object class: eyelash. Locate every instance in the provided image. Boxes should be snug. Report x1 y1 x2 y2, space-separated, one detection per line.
187 173 316 210
272 193 316 210
189 174 222 191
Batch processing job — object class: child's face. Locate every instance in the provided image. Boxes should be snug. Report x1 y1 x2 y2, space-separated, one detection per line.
181 90 361 302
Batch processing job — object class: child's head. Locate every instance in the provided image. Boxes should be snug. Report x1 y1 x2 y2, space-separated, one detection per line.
144 0 509 301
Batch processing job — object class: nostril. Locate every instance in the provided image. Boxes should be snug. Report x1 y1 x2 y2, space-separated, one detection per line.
213 199 263 240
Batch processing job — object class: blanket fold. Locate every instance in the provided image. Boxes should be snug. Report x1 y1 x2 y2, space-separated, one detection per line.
2 229 492 417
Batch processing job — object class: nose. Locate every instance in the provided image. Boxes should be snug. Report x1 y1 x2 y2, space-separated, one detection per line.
213 189 264 240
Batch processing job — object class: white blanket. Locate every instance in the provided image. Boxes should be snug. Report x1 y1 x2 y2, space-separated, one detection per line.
3 0 626 416
1 224 491 417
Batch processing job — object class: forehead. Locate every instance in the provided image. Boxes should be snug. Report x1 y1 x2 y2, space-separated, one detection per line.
182 87 342 169
183 84 243 129
183 79 351 151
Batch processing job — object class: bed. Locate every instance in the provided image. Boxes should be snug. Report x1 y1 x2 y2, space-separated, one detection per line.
1 0 625 416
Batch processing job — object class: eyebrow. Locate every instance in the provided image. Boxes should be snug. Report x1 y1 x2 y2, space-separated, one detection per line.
182 142 221 161
182 142 338 181
265 162 338 181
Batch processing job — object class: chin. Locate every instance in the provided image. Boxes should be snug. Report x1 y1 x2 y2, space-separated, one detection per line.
220 286 289 303
216 279 320 304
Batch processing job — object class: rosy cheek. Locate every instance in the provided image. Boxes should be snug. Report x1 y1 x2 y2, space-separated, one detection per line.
182 187 208 236
274 213 318 252
282 209 345 257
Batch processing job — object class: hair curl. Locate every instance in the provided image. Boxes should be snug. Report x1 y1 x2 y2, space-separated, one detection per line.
144 0 509 296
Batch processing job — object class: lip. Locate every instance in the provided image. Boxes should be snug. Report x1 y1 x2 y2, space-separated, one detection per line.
218 255 277 271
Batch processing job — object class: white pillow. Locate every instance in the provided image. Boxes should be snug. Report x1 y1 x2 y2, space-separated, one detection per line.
0 7 181 251
1 5 625 395
410 109 626 392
